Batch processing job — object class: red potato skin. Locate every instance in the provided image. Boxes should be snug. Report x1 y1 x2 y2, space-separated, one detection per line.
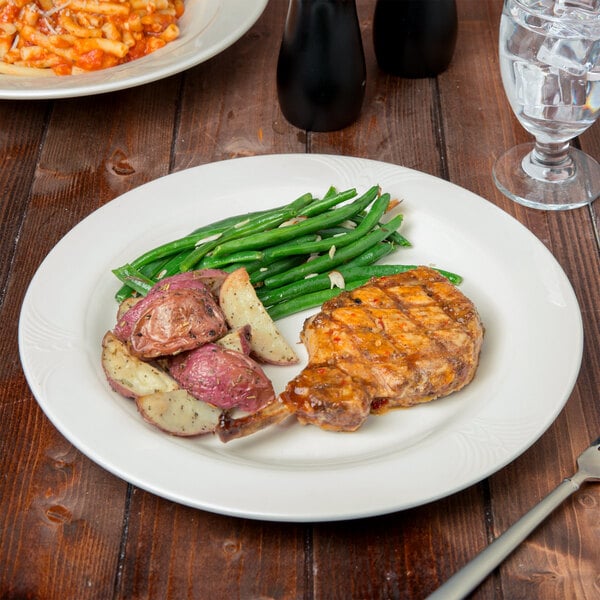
236 325 252 355
107 377 138 400
129 287 228 358
170 344 275 412
151 269 228 296
114 270 227 342
114 288 169 342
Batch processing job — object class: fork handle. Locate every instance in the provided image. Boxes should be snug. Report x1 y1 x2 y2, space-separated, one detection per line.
426 474 584 600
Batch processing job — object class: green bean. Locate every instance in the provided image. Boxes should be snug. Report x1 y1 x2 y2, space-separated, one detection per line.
121 192 314 274
298 187 358 217
258 264 418 306
178 194 316 271
200 233 321 270
220 261 257 273
315 226 355 237
259 263 464 308
112 264 155 296
256 237 399 293
113 187 386 299
114 255 172 301
266 280 368 320
322 185 337 199
352 211 412 248
115 285 136 303
187 207 273 236
340 240 398 268
197 249 264 269
430 268 462 285
185 188 321 239
384 231 411 247
209 185 380 258
263 214 404 288
253 240 398 305
263 193 393 260
115 245 196 301
127 231 217 270
266 268 463 320
249 255 309 284
111 186 460 321
127 210 285 271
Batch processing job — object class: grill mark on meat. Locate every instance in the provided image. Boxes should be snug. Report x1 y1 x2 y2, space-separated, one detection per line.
284 266 484 431
306 278 465 395
217 266 484 442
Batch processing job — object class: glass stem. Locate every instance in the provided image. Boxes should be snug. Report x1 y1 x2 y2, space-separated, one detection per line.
532 140 571 167
524 140 576 182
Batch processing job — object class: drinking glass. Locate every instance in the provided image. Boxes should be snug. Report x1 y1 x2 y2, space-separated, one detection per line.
493 0 600 210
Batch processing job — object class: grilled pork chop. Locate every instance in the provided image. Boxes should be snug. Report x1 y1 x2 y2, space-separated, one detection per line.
218 266 484 441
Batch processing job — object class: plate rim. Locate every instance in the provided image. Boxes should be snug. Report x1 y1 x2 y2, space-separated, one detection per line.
18 153 584 521
0 0 269 100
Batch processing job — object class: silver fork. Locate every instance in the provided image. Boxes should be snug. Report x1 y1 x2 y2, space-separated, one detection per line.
426 436 600 600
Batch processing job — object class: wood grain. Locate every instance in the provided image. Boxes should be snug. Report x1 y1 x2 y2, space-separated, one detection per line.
1 1 599 599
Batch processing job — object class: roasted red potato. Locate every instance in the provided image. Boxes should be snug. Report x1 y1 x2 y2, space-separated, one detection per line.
104 268 294 439
116 296 141 321
116 270 227 331
136 389 221 436
115 286 228 359
101 331 179 399
219 268 299 365
216 325 252 354
150 269 228 296
169 343 276 413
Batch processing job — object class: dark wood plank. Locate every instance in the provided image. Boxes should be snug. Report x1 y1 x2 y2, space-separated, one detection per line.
32 81 179 220
0 253 127 598
310 1 443 176
116 493 307 599
0 79 181 598
1 1 599 598
172 0 303 172
0 415 126 598
307 2 495 599
115 5 309 598
439 3 600 599
0 101 49 304
311 487 492 600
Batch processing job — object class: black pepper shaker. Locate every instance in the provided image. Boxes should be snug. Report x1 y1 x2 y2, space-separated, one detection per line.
373 0 458 78
276 0 366 132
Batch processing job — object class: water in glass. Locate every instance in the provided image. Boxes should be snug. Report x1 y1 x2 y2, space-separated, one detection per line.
493 0 600 209
500 0 600 143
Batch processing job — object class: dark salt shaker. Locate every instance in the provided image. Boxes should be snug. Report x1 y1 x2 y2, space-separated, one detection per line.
373 0 458 78
276 0 366 132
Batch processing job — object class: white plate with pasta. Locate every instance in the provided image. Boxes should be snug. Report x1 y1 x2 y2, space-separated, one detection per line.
0 0 268 99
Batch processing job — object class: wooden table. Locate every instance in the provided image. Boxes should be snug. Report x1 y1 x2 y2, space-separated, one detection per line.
2 1 599 598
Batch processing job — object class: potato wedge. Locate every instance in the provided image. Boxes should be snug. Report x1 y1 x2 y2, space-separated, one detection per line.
216 325 252 354
101 331 178 399
136 389 221 436
219 268 299 365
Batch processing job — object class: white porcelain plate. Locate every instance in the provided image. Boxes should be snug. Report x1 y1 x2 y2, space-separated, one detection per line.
0 0 268 100
18 154 583 522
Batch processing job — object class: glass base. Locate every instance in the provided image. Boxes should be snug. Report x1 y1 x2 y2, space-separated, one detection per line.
493 143 600 211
